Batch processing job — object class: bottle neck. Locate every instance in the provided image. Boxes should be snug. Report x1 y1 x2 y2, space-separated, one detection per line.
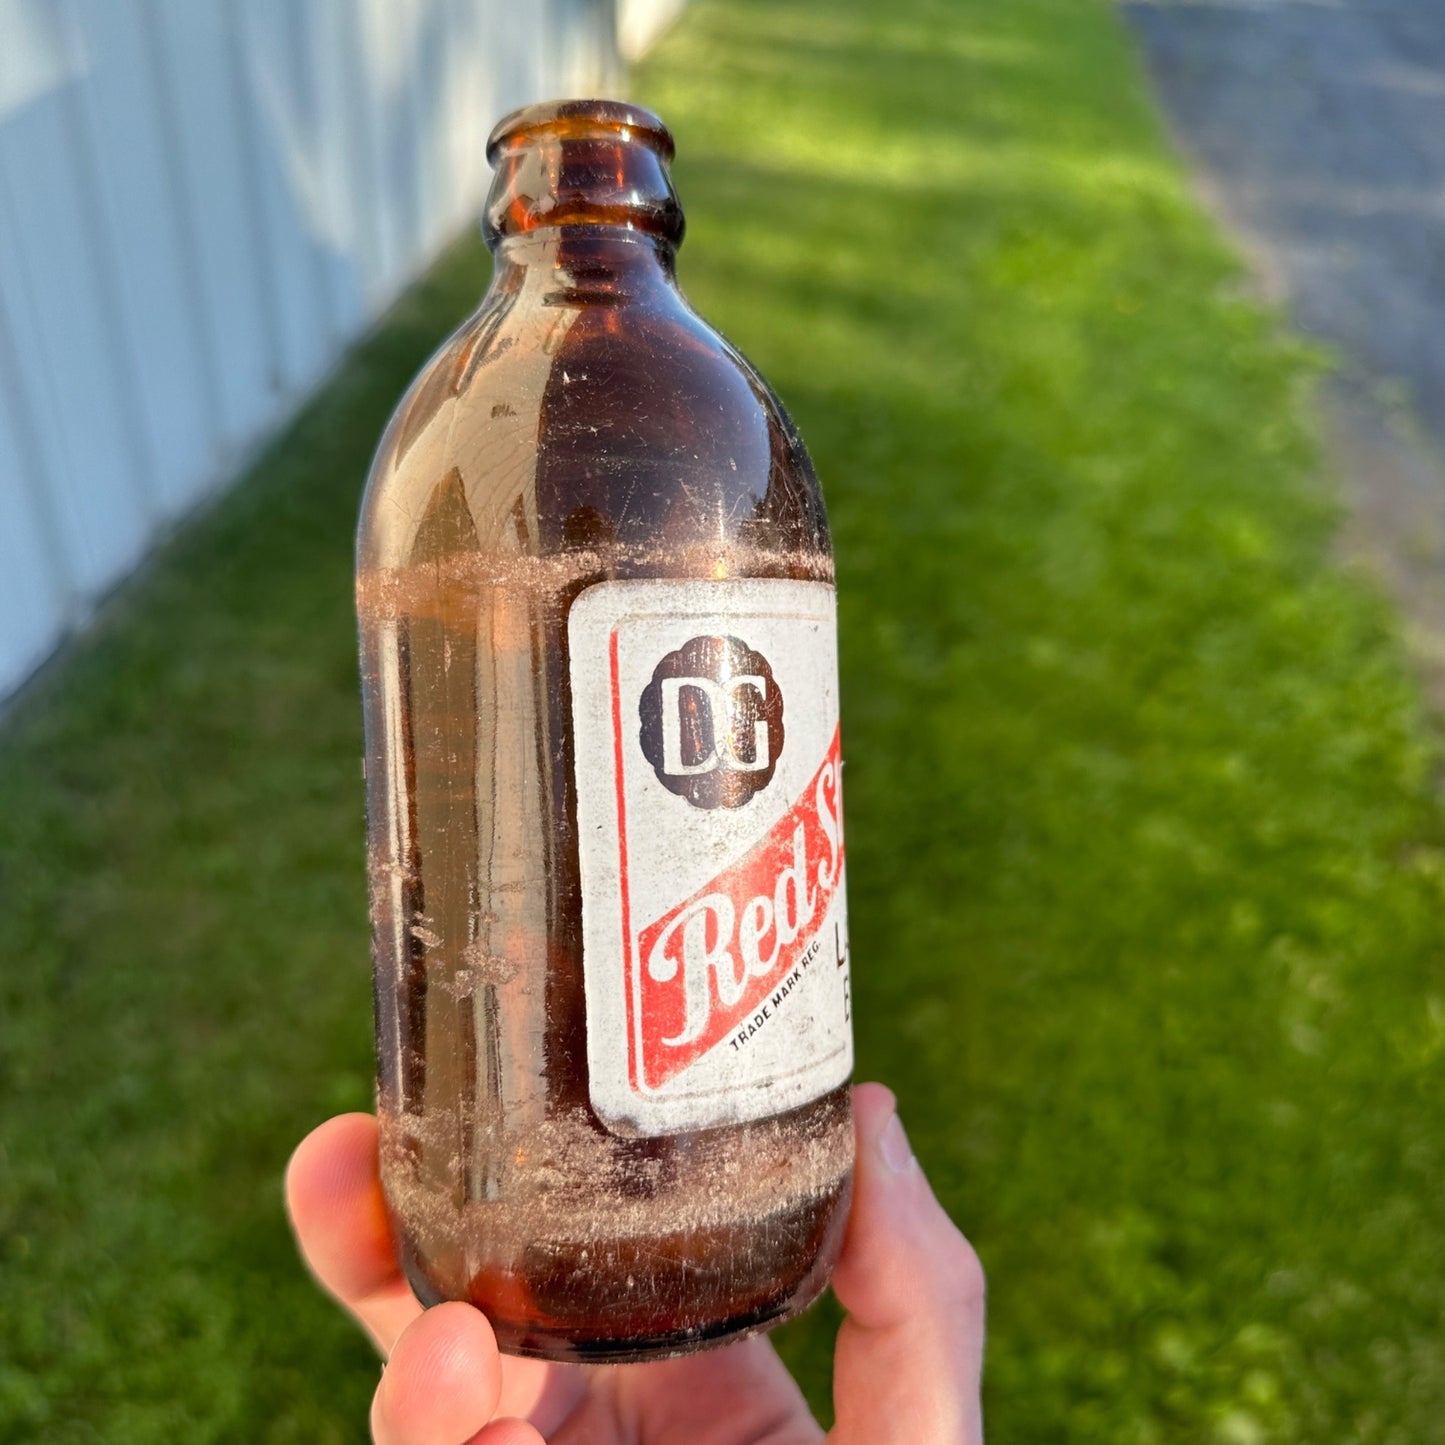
482 99 684 306
491 225 679 305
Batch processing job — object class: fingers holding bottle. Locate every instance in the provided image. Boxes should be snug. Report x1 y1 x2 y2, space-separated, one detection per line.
829 1083 986 1445
369 1302 536 1445
285 1112 424 1355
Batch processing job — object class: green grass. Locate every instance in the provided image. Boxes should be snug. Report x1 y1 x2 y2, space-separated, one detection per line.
5 0 1445 1438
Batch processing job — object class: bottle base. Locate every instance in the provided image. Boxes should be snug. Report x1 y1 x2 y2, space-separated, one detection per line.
386 1089 856 1366
501 1297 804 1363
411 1267 831 1365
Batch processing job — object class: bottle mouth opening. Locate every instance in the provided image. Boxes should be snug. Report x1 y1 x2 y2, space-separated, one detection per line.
486 99 675 165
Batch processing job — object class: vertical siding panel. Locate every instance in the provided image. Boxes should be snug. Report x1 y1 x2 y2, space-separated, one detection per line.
233 0 333 396
337 0 390 312
433 0 460 238
351 0 408 300
284 0 342 354
309 0 370 336
411 0 451 260
0 10 149 598
379 0 426 285
55 0 159 523
439 0 469 238
451 0 494 235
70 0 220 519
218 0 287 399
146 0 275 444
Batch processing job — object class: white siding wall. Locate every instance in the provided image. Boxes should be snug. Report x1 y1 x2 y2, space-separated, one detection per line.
0 0 627 700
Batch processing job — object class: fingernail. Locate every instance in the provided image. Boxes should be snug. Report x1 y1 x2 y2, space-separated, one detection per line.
879 1110 915 1174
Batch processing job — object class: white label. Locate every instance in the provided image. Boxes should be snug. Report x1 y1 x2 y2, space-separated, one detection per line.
569 578 854 1137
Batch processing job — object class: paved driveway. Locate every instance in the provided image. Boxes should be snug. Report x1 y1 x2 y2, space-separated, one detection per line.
1126 0 1445 445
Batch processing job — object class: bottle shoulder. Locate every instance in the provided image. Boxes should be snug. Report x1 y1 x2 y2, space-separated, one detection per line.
357 286 829 581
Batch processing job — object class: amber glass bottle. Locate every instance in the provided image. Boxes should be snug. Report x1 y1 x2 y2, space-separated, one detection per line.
357 99 854 1362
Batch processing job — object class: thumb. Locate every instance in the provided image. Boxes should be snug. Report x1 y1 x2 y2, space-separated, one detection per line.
828 1084 986 1445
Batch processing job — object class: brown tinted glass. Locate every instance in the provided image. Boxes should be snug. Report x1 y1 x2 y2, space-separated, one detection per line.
356 99 853 1362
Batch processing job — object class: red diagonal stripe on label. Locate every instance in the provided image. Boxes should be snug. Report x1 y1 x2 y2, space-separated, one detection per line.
633 728 844 1090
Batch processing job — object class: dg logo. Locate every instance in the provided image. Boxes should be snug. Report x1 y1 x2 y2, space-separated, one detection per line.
638 635 785 810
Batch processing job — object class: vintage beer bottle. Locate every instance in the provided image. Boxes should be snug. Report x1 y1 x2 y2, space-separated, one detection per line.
356 99 855 1362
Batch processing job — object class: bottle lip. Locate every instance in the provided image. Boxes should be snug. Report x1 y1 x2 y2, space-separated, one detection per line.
486 98 675 165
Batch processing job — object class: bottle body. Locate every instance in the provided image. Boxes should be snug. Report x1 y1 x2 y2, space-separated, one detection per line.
357 102 854 1362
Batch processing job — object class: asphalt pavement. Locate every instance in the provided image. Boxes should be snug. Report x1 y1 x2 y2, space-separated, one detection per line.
1126 0 1445 444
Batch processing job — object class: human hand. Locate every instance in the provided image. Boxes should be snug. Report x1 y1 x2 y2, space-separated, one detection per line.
286 1083 985 1443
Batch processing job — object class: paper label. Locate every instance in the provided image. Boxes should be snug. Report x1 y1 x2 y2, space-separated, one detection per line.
569 578 854 1136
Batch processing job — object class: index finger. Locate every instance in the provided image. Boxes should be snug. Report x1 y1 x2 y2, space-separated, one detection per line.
284 1112 424 1354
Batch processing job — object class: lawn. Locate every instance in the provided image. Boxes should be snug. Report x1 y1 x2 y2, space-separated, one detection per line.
5 0 1445 1439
